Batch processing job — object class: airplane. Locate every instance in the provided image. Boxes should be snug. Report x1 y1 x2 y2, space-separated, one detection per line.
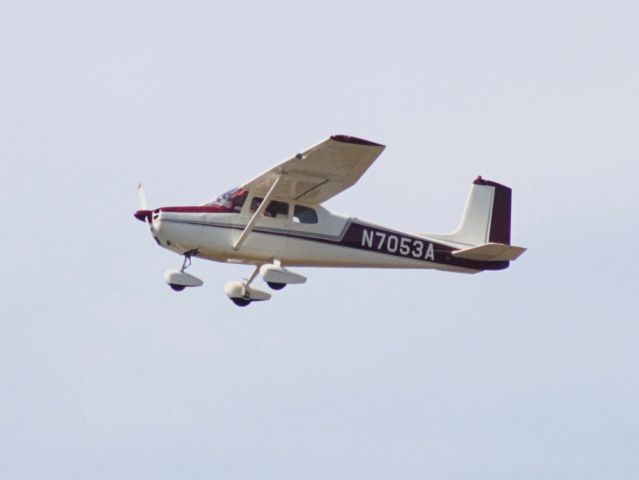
134 135 526 306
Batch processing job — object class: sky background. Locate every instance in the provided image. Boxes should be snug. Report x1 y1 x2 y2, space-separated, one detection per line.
1 1 638 478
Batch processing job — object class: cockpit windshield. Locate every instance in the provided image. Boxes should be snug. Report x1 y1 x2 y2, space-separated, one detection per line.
205 187 247 212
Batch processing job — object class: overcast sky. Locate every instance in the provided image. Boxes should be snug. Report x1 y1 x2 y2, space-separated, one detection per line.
1 1 638 479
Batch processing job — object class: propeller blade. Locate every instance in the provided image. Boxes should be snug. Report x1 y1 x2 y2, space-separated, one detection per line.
138 183 149 210
134 183 153 223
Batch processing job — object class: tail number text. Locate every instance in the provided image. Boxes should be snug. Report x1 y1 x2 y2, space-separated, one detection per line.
361 229 434 261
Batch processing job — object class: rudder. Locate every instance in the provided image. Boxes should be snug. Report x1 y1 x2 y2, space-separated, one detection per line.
476 176 511 245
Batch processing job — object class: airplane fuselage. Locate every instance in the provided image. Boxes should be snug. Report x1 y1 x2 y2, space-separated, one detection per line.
145 204 508 273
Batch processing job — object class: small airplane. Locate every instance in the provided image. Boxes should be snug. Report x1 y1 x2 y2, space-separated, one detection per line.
134 135 526 306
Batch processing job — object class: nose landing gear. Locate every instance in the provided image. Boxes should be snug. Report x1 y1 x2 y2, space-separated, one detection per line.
164 250 203 292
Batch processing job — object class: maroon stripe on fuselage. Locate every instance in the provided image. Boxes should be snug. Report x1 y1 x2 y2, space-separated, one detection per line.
155 205 233 214
340 223 509 271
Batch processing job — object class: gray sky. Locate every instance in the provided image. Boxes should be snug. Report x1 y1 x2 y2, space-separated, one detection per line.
1 1 638 478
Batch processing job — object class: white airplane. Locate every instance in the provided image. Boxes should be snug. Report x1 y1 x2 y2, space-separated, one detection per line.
134 135 526 306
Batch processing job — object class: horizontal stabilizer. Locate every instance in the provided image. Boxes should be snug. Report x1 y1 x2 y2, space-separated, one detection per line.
452 243 526 262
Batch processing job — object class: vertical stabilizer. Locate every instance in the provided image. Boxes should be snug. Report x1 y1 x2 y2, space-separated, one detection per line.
426 177 513 247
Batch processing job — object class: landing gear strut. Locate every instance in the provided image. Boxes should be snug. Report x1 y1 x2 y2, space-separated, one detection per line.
164 250 203 292
169 255 190 291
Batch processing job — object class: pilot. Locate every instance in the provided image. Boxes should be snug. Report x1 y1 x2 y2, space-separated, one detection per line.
251 197 272 217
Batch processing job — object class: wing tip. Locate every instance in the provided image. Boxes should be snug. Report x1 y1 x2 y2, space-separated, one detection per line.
330 134 385 148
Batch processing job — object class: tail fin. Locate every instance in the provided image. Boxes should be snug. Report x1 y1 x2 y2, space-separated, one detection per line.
428 177 514 247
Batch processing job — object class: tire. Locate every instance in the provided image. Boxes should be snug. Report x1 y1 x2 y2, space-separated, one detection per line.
231 297 251 307
169 284 186 292
267 282 286 291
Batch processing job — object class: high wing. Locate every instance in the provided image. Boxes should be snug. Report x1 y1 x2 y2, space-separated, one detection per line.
241 135 385 205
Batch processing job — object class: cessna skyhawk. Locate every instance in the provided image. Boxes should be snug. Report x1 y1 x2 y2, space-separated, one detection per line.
134 135 525 306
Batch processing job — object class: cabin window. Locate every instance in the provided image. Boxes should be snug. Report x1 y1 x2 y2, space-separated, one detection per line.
250 197 289 219
293 205 318 224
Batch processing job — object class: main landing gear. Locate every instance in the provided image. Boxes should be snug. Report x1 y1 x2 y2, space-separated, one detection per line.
224 261 307 307
164 250 203 292
163 254 306 307
224 266 271 307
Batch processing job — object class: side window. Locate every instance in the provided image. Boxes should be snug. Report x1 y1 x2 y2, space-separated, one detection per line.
267 200 289 218
250 197 289 219
293 205 318 224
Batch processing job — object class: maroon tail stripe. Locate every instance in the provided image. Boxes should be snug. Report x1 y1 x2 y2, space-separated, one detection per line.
474 177 512 245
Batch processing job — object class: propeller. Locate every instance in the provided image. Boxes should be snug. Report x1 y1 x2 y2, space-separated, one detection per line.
138 183 149 210
134 183 153 223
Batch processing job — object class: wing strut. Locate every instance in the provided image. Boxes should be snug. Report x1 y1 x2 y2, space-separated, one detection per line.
233 173 284 251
